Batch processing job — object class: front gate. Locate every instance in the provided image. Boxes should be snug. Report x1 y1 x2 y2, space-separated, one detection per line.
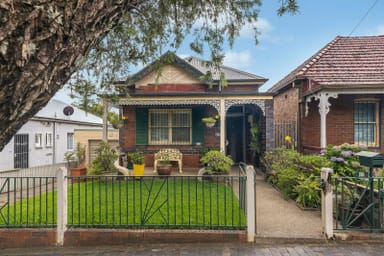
334 177 384 231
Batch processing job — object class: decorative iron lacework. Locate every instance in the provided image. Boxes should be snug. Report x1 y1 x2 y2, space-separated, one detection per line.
120 99 221 112
120 98 266 115
225 99 266 115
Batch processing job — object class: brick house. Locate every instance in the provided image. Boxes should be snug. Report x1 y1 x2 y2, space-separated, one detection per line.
116 52 273 168
269 35 384 153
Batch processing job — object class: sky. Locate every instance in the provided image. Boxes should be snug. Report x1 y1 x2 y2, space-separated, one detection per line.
54 0 384 103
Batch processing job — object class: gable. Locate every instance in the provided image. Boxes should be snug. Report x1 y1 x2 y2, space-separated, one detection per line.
135 64 202 87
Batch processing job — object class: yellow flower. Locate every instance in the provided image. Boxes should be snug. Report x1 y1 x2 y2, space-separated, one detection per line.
285 135 291 142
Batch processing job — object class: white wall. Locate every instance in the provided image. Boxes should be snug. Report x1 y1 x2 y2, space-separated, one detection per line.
0 119 100 171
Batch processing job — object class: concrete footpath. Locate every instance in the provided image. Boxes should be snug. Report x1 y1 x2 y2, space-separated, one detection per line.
255 171 324 241
1 242 384 255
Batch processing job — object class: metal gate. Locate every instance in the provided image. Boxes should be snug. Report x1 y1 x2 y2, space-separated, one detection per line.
334 177 384 231
14 134 29 169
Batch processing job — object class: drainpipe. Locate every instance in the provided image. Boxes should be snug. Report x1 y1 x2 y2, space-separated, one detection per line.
52 121 56 164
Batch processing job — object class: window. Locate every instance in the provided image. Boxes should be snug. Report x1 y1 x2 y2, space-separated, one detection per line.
35 133 42 148
149 109 191 145
354 100 379 147
67 132 74 150
45 133 53 147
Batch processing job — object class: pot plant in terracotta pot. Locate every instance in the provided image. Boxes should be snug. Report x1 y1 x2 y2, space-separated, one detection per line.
64 142 87 176
127 151 145 177
155 150 173 176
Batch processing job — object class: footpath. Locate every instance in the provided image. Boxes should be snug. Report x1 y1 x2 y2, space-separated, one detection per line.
254 171 324 242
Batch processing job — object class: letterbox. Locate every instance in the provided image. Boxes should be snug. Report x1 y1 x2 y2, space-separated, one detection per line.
356 151 384 168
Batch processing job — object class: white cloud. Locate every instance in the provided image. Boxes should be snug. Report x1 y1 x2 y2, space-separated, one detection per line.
239 17 272 39
223 50 253 71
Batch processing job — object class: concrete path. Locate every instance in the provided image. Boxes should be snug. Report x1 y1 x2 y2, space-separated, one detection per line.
255 171 323 239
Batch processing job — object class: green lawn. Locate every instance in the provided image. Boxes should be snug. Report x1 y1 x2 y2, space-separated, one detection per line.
0 177 246 229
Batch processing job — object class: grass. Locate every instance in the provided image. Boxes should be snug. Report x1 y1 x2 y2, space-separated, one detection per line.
0 176 246 229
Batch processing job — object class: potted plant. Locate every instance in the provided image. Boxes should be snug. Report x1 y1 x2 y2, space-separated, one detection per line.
201 117 216 128
200 149 234 175
127 151 145 177
64 142 87 176
155 150 173 176
108 114 124 129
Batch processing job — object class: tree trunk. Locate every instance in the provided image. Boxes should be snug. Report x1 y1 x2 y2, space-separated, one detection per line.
0 0 139 150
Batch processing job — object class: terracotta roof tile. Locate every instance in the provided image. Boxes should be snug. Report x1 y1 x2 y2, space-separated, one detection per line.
268 35 384 93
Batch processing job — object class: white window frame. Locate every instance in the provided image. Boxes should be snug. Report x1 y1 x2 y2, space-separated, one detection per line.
354 99 380 147
35 133 43 148
149 109 192 145
67 132 74 150
45 133 53 147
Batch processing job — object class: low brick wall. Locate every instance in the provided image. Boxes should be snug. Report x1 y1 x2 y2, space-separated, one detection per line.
0 229 56 248
0 229 246 248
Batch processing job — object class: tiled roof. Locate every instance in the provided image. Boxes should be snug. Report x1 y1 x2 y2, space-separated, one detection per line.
268 35 384 93
122 51 266 84
186 57 267 81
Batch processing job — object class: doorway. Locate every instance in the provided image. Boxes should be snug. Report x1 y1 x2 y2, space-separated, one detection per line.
14 134 29 169
226 106 245 163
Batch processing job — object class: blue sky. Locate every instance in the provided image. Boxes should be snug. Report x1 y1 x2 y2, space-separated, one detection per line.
55 0 384 103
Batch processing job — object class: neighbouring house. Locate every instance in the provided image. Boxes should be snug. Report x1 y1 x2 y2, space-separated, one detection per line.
269 35 384 153
0 99 103 171
74 128 119 167
115 51 274 168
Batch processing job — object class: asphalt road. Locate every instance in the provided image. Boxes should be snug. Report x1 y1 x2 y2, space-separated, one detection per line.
1 242 383 256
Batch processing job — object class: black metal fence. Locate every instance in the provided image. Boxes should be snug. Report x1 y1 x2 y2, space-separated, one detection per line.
333 176 384 231
0 175 247 230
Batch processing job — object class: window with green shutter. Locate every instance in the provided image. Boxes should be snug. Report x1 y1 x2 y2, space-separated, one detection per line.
149 109 191 145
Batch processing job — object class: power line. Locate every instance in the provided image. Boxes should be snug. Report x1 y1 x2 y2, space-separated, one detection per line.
349 0 380 36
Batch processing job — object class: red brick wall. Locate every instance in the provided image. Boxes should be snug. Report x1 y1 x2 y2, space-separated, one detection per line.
301 94 384 153
301 99 320 151
137 83 206 93
327 96 354 146
273 87 299 121
0 229 245 248
0 229 56 248
222 85 260 92
121 106 136 150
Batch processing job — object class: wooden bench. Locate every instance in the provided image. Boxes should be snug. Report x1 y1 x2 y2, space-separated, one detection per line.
153 148 183 173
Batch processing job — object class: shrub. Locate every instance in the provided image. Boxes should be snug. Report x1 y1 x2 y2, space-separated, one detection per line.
276 167 300 199
322 143 366 176
88 142 118 175
294 175 321 208
200 150 234 174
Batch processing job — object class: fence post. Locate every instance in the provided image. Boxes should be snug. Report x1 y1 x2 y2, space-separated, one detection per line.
56 167 68 246
246 165 255 242
321 167 333 239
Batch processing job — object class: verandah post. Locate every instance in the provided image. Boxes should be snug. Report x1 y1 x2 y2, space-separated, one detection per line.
56 167 68 246
246 165 256 242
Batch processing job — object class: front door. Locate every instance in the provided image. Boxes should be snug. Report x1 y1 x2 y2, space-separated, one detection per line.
226 116 243 163
14 134 29 169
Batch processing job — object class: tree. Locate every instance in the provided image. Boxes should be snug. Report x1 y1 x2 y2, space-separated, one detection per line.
0 0 298 150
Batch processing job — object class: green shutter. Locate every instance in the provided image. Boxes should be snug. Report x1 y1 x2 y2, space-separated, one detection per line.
136 108 148 145
192 108 205 145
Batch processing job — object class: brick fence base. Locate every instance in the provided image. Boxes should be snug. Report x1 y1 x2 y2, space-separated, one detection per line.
0 229 246 248
0 229 56 248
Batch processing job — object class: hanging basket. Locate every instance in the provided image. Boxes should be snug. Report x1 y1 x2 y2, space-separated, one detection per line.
205 122 216 128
